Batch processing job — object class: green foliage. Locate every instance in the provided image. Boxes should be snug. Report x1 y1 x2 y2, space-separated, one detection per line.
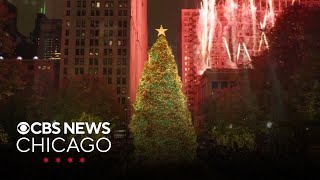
0 90 31 137
201 87 266 137
213 126 256 152
305 86 320 122
0 74 120 139
130 35 197 164
68 112 111 144
0 61 29 96
0 127 9 144
252 5 320 124
52 76 121 126
200 79 264 152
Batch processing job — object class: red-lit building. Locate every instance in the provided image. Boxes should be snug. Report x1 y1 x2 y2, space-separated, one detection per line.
180 0 320 113
130 0 148 104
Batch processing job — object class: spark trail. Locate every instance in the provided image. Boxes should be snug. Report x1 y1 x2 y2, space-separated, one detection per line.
198 0 217 69
196 0 294 74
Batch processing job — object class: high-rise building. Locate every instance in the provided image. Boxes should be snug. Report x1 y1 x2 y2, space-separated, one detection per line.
129 0 148 104
60 0 147 109
180 0 320 112
33 13 62 60
8 0 46 36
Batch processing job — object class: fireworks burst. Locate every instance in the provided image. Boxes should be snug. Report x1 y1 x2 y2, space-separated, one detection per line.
198 0 217 70
196 0 295 74
223 36 232 61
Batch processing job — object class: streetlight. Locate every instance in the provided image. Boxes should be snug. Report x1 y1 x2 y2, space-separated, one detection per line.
0 56 3 60
17 56 23 60
267 121 273 129
33 56 39 60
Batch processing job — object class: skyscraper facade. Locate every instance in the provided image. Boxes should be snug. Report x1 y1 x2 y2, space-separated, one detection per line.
60 0 132 107
33 13 62 60
129 0 148 104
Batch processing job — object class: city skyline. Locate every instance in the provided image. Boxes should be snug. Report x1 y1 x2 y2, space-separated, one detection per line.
1 0 320 178
9 0 198 58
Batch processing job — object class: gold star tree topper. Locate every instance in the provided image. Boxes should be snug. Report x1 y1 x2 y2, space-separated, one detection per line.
156 25 168 37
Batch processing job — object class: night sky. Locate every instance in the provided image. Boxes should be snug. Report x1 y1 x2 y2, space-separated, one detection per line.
10 0 199 57
147 0 198 57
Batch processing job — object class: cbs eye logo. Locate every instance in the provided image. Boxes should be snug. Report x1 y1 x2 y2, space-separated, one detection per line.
17 122 30 135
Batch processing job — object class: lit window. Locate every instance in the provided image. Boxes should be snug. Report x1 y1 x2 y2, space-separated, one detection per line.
122 88 126 94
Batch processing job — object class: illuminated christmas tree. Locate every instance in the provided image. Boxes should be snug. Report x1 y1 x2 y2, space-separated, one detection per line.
129 26 197 164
